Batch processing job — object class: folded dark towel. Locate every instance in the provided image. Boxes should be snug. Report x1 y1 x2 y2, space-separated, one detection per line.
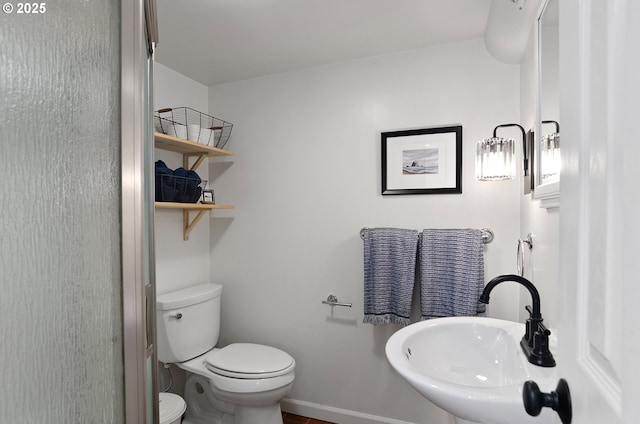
155 160 176 201
155 160 169 170
173 167 188 177
172 167 188 202
155 161 202 203
183 169 202 203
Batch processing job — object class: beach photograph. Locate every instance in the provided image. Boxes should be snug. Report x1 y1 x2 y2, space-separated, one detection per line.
402 148 438 175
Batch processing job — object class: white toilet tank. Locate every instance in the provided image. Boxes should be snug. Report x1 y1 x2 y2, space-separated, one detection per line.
156 283 222 363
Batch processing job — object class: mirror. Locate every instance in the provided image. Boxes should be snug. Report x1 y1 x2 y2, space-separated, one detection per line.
534 0 560 208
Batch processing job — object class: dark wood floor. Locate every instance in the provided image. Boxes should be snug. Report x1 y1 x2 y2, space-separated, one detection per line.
282 412 335 424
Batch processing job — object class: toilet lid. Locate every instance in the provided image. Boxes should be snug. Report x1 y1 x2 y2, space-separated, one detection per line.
205 343 295 378
159 393 186 424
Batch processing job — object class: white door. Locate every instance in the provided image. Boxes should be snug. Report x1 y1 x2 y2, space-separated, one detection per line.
556 0 640 423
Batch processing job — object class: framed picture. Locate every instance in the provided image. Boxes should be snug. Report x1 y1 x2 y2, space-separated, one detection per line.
201 188 215 204
381 125 462 195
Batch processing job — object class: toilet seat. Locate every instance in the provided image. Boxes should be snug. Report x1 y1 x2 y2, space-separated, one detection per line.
178 348 296 394
205 343 295 379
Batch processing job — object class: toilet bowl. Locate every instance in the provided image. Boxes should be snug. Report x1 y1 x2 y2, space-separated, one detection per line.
179 344 295 424
159 392 186 424
157 283 296 424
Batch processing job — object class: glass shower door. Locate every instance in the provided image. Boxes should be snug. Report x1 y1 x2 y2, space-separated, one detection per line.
1 1 125 422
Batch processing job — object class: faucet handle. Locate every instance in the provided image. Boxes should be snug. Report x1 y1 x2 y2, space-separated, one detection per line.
525 304 543 319
537 321 551 336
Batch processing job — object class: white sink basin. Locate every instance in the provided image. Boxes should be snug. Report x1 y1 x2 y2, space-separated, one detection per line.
385 317 557 424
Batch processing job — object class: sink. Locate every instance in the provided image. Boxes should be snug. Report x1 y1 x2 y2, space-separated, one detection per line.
385 317 557 424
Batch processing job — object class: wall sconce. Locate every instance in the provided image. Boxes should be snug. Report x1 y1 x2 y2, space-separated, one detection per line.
476 123 528 182
540 120 560 181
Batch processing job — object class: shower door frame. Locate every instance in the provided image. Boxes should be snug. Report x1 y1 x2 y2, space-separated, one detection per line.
122 0 159 422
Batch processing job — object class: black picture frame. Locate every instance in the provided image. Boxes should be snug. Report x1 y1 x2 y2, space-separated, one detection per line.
381 125 462 195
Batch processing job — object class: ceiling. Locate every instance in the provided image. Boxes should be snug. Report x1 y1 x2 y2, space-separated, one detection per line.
153 0 537 87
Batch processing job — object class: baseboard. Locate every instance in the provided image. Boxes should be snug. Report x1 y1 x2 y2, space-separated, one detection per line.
281 398 416 424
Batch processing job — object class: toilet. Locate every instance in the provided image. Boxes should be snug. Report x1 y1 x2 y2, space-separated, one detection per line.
156 283 296 424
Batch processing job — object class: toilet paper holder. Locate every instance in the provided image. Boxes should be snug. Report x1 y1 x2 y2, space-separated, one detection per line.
321 294 352 308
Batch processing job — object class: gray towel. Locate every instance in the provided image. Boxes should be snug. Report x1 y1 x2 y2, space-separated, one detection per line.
419 229 486 319
362 228 419 326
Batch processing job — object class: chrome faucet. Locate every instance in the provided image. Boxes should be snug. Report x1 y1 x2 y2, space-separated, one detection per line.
479 274 556 367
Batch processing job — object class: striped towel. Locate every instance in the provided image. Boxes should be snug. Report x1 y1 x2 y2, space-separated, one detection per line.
362 228 419 326
419 229 486 320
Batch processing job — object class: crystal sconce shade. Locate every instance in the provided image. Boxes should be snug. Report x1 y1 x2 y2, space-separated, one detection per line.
476 124 526 181
540 121 560 181
476 137 516 180
541 133 560 180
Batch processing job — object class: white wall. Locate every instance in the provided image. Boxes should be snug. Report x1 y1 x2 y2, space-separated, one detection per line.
204 40 522 424
154 62 211 295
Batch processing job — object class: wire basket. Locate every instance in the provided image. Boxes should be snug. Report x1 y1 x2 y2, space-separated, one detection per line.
154 107 233 149
155 174 207 203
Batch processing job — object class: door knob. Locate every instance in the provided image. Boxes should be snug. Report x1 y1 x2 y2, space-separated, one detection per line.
523 378 572 424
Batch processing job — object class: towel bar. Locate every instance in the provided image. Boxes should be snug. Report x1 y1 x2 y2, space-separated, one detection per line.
359 227 494 244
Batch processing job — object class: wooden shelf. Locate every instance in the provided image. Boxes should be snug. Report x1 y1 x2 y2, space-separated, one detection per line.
155 203 234 241
154 132 233 171
154 132 233 156
155 202 234 210
154 132 235 240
